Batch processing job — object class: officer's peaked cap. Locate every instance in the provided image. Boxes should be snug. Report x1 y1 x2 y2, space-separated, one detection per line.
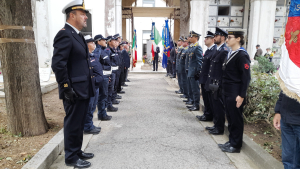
107 35 118 42
84 35 94 43
114 34 121 39
205 31 215 38
94 34 107 42
215 27 228 37
62 0 89 14
227 29 245 36
189 31 201 37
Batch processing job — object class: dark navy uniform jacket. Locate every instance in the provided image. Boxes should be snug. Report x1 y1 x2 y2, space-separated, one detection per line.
222 47 251 98
179 47 189 74
122 50 130 68
89 53 104 89
117 47 124 69
187 42 203 78
155 47 160 58
109 46 119 73
93 44 112 71
51 24 95 100
170 48 176 63
199 44 217 84
176 47 184 71
275 91 300 125
205 43 229 91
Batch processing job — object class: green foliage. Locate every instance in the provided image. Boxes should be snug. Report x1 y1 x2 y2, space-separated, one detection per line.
252 56 276 74
243 70 281 123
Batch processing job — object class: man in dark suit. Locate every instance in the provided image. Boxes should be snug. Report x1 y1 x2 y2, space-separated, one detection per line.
197 31 216 121
121 42 130 83
153 46 160 71
170 44 177 78
51 0 95 168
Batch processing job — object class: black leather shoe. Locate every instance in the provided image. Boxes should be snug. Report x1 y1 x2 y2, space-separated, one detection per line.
99 115 112 121
170 75 174 78
116 95 122 99
107 106 118 112
78 152 94 160
189 106 199 111
198 115 213 121
175 90 181 94
183 99 189 102
205 126 215 130
177 91 183 94
95 126 101 130
122 84 128 87
126 79 130 82
221 146 241 153
209 128 224 135
186 101 194 105
218 141 230 148
84 128 100 135
66 159 91 168
186 105 194 109
118 91 125 94
112 100 120 105
180 95 188 98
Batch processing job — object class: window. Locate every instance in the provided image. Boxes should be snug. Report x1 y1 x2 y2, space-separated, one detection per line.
81 12 92 36
143 0 155 7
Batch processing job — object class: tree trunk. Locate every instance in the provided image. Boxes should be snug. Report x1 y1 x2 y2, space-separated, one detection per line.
0 0 49 136
180 0 190 37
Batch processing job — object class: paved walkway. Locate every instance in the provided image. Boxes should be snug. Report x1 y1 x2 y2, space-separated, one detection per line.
85 74 236 169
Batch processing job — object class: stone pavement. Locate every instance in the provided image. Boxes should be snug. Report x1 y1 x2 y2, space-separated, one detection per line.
84 74 237 169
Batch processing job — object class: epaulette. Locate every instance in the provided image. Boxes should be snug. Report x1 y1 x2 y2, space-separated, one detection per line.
60 28 65 31
223 46 229 51
185 47 189 50
193 42 199 47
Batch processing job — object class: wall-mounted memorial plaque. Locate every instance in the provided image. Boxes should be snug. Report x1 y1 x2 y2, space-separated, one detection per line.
275 17 285 27
231 6 244 16
217 17 229 27
209 6 218 16
230 17 243 27
208 17 217 27
210 0 217 5
273 38 280 48
219 0 231 5
275 6 286 16
274 28 284 37
39 68 51 82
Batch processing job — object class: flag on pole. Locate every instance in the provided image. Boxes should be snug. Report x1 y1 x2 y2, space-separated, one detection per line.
162 25 165 46
132 29 137 68
277 0 300 103
154 26 162 45
162 20 170 68
151 22 162 60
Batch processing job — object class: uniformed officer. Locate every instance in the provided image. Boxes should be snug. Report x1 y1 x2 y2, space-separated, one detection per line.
106 36 119 112
114 34 126 94
51 0 94 167
93 34 113 120
205 27 229 135
184 36 194 105
153 46 160 71
110 35 121 105
197 31 216 121
83 35 103 135
170 43 177 78
175 37 184 94
121 42 130 84
167 46 173 77
179 37 190 101
186 31 203 111
218 30 251 153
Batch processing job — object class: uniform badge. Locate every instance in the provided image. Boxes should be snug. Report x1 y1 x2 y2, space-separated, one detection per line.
244 63 249 69
64 83 68 88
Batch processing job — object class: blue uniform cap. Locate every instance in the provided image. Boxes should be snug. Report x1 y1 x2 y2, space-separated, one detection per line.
84 35 94 43
215 27 228 37
106 35 118 42
94 34 107 42
205 31 215 38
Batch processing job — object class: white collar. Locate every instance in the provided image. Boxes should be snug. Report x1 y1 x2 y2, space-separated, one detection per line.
66 22 80 34
217 43 224 50
208 44 215 50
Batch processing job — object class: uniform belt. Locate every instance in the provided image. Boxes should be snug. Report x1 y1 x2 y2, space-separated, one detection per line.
103 70 112 75
111 66 119 70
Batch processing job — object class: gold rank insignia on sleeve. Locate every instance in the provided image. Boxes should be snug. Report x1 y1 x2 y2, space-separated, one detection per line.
64 83 68 88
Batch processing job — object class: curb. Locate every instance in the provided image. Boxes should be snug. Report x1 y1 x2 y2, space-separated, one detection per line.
166 77 283 169
22 129 64 169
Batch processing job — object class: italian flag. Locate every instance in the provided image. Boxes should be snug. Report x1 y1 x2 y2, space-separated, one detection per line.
152 26 162 60
132 30 137 68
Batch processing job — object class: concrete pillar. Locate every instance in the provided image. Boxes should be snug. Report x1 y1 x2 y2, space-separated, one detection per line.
104 0 122 37
190 0 209 50
122 19 127 41
247 0 277 59
174 19 180 41
116 0 122 36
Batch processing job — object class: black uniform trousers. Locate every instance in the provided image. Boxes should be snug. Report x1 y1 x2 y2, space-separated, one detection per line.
167 60 173 74
107 73 116 108
113 70 121 100
118 67 125 91
201 84 213 119
188 77 200 107
209 91 225 132
187 75 194 103
223 95 245 148
153 57 158 71
177 72 183 92
172 63 176 77
123 67 128 82
181 72 188 97
63 98 90 163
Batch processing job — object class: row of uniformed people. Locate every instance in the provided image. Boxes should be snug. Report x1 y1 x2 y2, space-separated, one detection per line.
174 27 251 153
51 1 131 167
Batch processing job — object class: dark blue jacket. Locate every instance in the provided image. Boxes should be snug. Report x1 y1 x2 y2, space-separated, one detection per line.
93 44 111 71
275 91 300 125
176 47 184 71
51 24 95 99
89 53 103 89
187 43 203 77
199 45 217 84
109 46 119 73
122 50 130 68
155 47 160 58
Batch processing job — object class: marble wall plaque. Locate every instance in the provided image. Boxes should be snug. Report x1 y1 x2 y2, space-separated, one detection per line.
208 17 217 27
210 0 217 5
39 68 51 82
274 28 284 37
231 6 244 16
275 6 286 16
230 17 243 27
219 0 231 5
209 6 218 16
272 38 280 48
274 17 286 27
217 17 229 27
